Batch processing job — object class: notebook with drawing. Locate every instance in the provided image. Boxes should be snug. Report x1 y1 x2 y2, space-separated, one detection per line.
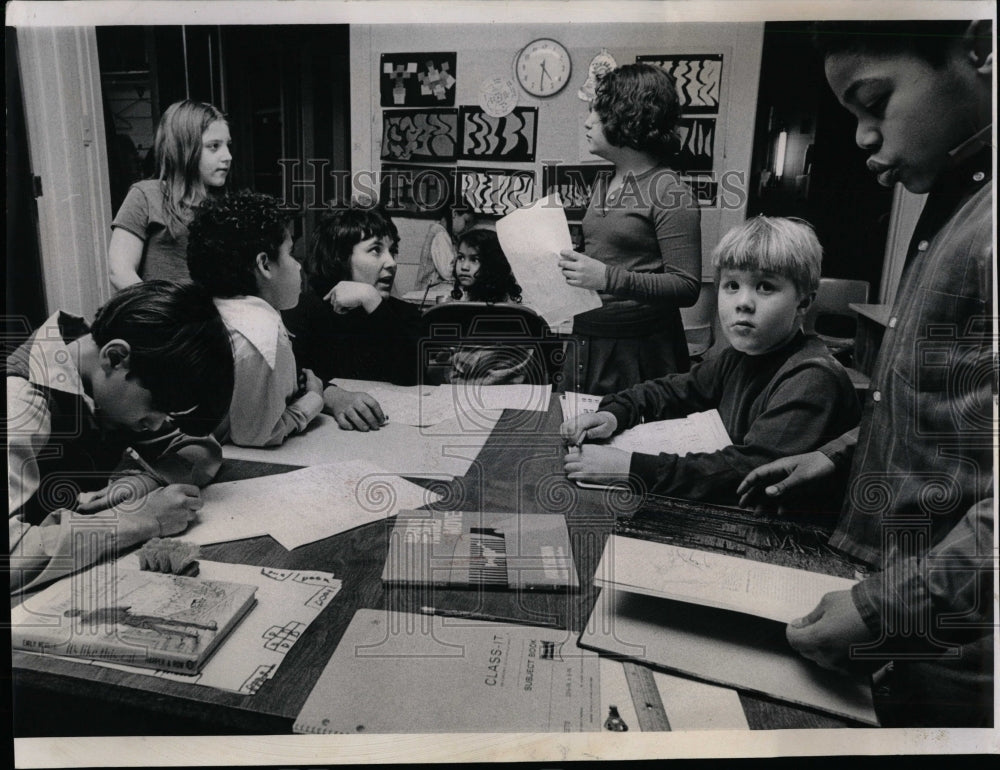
382 510 579 590
11 568 257 674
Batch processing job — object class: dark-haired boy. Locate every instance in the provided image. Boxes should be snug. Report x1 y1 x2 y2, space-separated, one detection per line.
7 281 235 594
188 190 325 446
738 20 993 727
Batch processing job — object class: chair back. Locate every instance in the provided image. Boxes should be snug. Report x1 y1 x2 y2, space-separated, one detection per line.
803 278 871 364
420 302 562 385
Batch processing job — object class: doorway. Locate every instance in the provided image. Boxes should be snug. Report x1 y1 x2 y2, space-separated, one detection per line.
747 22 893 298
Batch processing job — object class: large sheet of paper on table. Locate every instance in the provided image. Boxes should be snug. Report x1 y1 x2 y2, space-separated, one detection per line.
224 412 496 478
496 194 602 330
580 588 877 725
26 557 342 695
188 460 441 549
222 379 522 477
595 535 856 624
294 609 601 733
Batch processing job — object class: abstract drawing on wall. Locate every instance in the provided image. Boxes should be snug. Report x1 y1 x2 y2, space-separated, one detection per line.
380 52 457 107
380 163 455 218
457 167 536 216
674 117 716 174
381 109 458 162
680 175 718 207
541 163 614 220
458 107 538 162
636 54 723 114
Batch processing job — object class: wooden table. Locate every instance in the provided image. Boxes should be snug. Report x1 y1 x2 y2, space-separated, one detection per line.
12 398 852 736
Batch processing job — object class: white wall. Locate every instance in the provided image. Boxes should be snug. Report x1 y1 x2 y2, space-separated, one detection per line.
350 22 765 304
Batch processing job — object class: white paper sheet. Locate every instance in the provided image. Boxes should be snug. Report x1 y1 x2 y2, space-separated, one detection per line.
559 391 603 422
496 194 602 330
189 461 441 550
439 383 552 414
597 659 747 731
224 412 498 479
608 409 732 455
36 557 341 695
653 671 749 730
365 385 454 426
594 535 857 624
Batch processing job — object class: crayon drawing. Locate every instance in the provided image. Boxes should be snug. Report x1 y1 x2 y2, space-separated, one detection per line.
674 117 716 174
380 163 455 218
381 109 458 162
459 107 538 162
380 52 457 107
636 54 723 114
541 164 614 220
457 167 535 216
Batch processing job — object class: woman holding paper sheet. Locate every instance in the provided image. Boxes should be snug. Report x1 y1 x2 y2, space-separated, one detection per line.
558 63 701 395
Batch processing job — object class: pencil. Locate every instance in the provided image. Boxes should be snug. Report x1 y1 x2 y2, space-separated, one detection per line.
125 447 170 486
418 606 561 629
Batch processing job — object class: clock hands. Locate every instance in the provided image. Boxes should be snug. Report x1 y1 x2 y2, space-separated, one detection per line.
539 59 552 86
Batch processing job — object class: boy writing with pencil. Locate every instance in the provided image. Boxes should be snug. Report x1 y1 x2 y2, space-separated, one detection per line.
737 20 993 726
187 190 325 447
7 281 235 594
561 216 861 506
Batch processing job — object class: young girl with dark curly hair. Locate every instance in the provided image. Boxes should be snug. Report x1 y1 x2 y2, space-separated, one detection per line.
439 229 536 384
557 63 702 395
450 229 522 303
109 100 232 289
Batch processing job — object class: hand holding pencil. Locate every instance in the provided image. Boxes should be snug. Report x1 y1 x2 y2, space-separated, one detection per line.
559 411 618 448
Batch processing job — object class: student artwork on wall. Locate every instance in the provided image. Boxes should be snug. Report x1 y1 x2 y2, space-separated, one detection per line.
674 117 716 174
380 163 455 218
541 163 614 220
458 106 538 162
380 52 457 107
636 54 723 115
457 167 536 217
381 109 458 162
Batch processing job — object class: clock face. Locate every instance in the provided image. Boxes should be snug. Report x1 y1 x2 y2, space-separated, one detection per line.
515 38 572 97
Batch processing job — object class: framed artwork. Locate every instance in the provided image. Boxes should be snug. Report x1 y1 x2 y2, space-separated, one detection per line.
457 167 536 216
381 109 458 162
636 53 723 114
380 52 457 107
674 117 716 174
458 106 538 162
380 163 455 218
541 163 613 219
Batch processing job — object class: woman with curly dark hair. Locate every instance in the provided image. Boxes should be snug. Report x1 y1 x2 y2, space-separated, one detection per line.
557 63 702 395
450 229 522 303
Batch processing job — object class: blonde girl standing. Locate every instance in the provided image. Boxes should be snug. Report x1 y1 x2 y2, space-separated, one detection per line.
108 100 232 289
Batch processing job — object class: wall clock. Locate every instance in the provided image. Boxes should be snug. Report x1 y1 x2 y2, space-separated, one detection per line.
515 38 572 97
